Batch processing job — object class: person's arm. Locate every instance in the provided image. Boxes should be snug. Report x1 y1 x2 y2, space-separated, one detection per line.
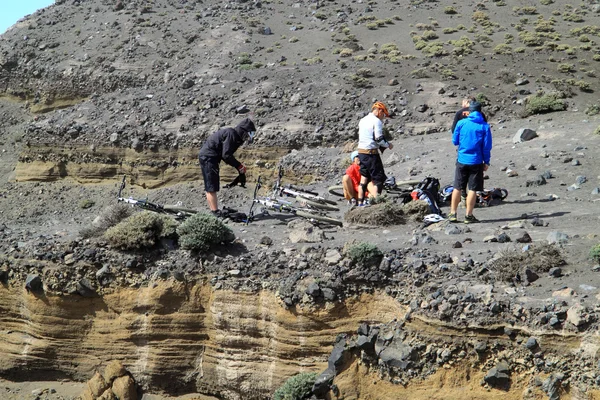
373 119 391 148
221 131 242 169
483 125 492 165
452 121 462 146
451 110 462 133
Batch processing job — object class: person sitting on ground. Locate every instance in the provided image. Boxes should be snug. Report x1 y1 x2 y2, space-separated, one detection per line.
356 101 393 206
198 118 256 216
448 101 492 224
342 151 376 205
451 96 488 134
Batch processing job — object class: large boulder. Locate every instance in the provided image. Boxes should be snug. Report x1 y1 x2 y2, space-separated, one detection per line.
513 128 538 143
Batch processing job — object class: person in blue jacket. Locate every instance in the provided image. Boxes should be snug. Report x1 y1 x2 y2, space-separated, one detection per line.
448 101 492 223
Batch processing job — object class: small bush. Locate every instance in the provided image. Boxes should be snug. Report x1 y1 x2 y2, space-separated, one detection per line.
595 125 600 135
273 372 317 400
177 213 235 252
79 199 95 209
524 92 567 116
557 63 575 73
584 104 600 116
80 204 134 239
444 6 457 14
104 211 177 250
590 244 600 264
410 68 429 78
540 0 554 5
489 244 565 282
346 242 383 267
422 30 438 40
366 22 378 30
494 44 512 54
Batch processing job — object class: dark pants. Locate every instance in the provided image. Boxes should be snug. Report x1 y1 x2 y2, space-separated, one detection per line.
453 162 484 192
199 156 220 192
358 153 387 185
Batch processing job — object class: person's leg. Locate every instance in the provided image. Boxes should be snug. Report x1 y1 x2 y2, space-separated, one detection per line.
465 190 477 216
206 192 218 211
371 155 386 195
201 157 220 212
357 154 371 205
466 164 485 219
450 189 462 215
449 162 467 220
367 182 377 198
342 175 356 200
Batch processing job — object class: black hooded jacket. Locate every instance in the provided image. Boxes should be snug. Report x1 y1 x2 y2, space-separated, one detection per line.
198 118 256 169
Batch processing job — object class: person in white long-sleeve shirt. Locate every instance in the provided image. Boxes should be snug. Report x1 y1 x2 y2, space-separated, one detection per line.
355 101 394 206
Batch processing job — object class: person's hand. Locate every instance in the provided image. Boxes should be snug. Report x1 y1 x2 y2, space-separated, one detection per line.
388 143 394 150
483 164 489 171
237 163 247 174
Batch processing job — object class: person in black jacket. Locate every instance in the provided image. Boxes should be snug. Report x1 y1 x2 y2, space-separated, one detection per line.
199 118 256 213
451 96 487 133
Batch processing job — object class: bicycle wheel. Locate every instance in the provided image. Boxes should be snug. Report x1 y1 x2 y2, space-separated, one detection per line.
295 210 343 227
163 205 198 217
295 196 340 211
327 185 345 198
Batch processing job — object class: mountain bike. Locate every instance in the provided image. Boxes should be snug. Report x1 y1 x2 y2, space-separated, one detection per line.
117 175 198 220
246 176 343 226
273 165 340 211
327 177 421 199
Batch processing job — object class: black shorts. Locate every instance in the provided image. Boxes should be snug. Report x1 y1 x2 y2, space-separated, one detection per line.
454 162 484 192
358 153 387 185
199 156 220 193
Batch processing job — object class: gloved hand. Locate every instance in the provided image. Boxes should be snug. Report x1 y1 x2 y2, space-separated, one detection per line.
237 163 247 174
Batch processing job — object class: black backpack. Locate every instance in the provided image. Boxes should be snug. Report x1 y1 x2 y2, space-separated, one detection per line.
414 176 443 215
417 177 441 202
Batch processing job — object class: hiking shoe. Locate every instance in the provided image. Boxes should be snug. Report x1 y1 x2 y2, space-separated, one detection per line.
447 213 458 223
464 214 479 224
347 198 357 207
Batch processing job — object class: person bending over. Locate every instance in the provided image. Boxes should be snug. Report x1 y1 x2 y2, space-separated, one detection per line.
356 101 393 206
198 118 256 215
343 151 376 205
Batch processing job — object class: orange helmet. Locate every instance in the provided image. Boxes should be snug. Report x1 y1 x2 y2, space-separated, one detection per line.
372 101 390 117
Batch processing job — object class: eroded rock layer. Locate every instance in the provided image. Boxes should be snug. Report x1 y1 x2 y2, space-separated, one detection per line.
0 281 404 398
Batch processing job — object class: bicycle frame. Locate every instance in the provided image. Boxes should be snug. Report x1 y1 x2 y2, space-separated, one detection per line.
117 175 194 220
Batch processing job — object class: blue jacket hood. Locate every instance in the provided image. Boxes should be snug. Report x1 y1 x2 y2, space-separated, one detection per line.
467 111 485 123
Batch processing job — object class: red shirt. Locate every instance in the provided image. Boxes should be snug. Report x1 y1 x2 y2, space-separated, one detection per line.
346 164 361 193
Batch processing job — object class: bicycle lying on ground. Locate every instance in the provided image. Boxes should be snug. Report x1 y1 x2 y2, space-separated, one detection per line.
272 165 340 211
327 177 421 200
246 175 343 226
117 175 198 220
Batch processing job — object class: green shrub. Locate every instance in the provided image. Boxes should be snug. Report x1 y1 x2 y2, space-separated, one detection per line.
366 22 378 30
346 242 383 267
80 204 134 239
177 213 234 252
524 92 567 116
422 30 438 40
494 44 512 54
273 372 317 400
79 199 95 209
380 43 399 54
590 244 600 264
557 63 575 73
595 126 600 135
104 211 177 250
410 68 429 78
444 6 457 14
585 104 600 116
540 0 554 5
